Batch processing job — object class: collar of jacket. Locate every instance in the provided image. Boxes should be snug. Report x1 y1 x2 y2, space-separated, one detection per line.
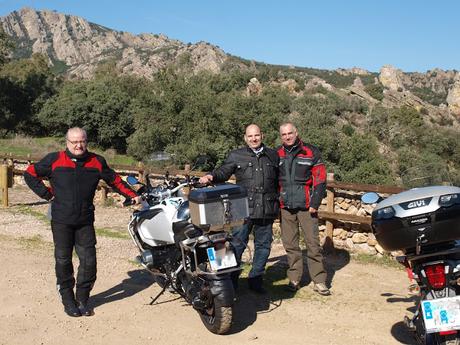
65 148 90 162
283 138 303 154
246 143 266 156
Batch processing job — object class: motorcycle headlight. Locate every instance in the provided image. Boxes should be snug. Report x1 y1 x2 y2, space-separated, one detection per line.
439 193 460 207
374 206 395 220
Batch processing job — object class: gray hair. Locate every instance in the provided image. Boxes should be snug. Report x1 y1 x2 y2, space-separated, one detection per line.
66 127 87 140
279 122 297 132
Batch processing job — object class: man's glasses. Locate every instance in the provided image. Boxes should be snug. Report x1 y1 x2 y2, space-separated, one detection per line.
67 139 87 145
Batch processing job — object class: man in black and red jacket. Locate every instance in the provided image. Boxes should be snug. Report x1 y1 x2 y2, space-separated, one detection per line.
277 122 330 295
24 127 141 317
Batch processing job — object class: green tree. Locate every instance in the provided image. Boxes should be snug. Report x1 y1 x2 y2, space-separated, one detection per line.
336 133 393 184
364 83 384 101
0 53 57 135
0 27 14 66
39 74 144 151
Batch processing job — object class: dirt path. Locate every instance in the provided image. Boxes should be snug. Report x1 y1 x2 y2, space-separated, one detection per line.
0 186 417 345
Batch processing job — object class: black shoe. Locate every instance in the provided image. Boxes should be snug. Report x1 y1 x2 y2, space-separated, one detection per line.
77 301 94 317
248 276 267 295
63 300 81 317
249 284 267 294
286 280 300 292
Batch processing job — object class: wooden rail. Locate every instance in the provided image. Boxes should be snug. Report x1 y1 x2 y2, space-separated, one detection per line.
2 154 407 248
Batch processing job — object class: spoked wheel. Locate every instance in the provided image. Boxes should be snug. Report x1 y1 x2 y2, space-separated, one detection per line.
199 297 233 334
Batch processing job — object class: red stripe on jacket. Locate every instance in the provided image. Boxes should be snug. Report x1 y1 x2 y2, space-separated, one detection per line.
51 151 76 171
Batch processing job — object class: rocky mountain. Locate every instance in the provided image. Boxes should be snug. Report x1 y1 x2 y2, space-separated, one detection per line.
2 7 460 120
1 7 233 78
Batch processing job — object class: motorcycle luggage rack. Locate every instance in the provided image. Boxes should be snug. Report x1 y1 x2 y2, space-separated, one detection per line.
406 245 460 262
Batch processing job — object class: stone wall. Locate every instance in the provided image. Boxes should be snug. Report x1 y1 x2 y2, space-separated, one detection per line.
317 191 400 257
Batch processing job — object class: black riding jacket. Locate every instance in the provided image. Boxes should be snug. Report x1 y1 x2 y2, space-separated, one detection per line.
24 149 137 225
211 145 279 220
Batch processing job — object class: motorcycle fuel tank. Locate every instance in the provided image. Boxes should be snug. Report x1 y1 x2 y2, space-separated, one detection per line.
137 203 178 246
371 185 460 252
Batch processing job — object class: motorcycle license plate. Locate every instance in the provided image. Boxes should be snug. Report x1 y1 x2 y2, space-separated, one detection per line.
421 296 460 333
206 246 237 272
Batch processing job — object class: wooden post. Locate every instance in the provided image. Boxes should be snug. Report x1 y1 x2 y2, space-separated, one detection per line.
323 173 335 251
137 162 145 184
100 185 108 204
7 160 13 187
0 165 8 207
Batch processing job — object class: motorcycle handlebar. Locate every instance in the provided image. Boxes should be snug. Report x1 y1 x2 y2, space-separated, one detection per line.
123 198 136 207
126 178 204 206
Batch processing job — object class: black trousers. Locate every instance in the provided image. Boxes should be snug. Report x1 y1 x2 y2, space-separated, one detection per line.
51 221 97 303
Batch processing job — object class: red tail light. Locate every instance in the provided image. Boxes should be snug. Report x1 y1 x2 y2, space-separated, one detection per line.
440 330 457 336
424 264 446 289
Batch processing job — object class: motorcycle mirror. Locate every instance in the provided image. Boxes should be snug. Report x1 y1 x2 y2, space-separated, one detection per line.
191 155 212 171
361 192 380 204
126 175 139 186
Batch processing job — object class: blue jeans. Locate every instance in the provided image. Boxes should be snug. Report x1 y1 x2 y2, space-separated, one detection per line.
231 219 274 278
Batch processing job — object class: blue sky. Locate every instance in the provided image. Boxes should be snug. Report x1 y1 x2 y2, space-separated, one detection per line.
1 0 458 73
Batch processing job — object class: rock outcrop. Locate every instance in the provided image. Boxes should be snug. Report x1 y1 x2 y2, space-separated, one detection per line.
246 77 262 96
379 65 405 91
447 79 460 114
1 7 229 78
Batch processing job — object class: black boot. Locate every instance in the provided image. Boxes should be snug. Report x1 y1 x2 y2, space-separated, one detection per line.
62 299 81 317
231 271 240 291
60 288 81 317
77 300 94 317
248 275 267 294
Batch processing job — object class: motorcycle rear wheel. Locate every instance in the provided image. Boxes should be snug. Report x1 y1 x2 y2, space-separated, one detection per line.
199 298 233 334
431 333 460 345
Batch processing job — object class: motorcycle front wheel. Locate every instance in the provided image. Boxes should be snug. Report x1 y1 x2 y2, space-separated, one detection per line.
199 298 233 334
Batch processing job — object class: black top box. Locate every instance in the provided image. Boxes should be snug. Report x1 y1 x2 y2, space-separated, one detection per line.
371 186 460 252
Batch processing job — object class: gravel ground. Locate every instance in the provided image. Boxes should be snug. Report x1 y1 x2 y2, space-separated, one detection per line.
0 185 417 345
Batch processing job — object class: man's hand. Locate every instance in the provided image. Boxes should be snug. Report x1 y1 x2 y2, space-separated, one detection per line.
199 174 213 185
133 196 142 205
309 207 318 214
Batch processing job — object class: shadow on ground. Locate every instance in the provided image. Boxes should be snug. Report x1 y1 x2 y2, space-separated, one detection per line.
229 247 352 333
391 321 417 344
90 248 352 334
91 269 156 308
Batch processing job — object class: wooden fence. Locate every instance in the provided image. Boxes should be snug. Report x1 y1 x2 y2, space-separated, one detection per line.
1 153 406 248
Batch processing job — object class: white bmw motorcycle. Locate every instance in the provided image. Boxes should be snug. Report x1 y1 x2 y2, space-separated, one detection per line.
124 174 248 334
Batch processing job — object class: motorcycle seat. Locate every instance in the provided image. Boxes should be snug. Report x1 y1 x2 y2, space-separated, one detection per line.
173 220 202 243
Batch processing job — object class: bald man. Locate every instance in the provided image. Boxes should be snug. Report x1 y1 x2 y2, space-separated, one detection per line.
199 124 279 294
25 127 141 317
